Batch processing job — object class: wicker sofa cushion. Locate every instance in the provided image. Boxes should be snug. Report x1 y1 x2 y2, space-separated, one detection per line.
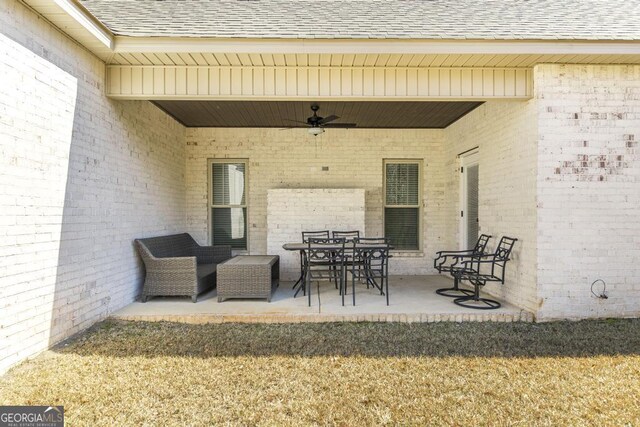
136 233 197 258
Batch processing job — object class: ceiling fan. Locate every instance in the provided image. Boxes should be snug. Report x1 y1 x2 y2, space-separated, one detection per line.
283 104 357 136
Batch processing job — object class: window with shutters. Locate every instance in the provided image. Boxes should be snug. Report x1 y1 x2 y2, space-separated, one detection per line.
383 160 422 251
209 160 248 250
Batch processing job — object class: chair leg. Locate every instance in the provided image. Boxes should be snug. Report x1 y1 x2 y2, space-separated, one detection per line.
340 266 345 305
307 272 312 307
364 261 370 288
293 270 306 298
352 269 356 306
385 274 389 306
294 251 304 289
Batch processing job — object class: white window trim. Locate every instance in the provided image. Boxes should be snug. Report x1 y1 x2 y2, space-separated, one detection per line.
383 159 423 253
208 158 249 252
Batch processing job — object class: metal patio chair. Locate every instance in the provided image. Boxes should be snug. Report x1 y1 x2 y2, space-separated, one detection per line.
293 230 331 295
451 236 518 309
347 238 391 306
332 230 360 241
434 234 492 297
332 230 361 282
304 237 346 307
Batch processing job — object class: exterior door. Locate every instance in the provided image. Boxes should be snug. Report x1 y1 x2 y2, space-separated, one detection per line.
460 151 479 249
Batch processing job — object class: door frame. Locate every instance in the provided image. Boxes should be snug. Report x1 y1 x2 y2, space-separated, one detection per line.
459 149 479 250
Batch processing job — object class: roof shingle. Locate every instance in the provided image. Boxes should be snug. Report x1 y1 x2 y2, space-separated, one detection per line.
81 0 640 41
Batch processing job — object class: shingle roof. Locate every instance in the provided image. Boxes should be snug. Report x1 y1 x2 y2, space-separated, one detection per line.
81 0 640 41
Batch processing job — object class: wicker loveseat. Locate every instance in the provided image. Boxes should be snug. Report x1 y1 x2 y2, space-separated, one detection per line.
135 233 232 302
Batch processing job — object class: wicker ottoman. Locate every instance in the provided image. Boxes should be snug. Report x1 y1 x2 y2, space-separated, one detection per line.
217 255 280 302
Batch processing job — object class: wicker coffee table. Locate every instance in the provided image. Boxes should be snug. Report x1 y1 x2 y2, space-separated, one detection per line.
217 255 280 302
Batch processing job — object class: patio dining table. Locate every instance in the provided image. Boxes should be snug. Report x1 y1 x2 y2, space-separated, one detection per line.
282 241 392 296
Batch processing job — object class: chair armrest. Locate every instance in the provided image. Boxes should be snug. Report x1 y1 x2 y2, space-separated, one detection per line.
451 253 494 264
457 258 509 276
434 251 476 270
144 256 197 271
435 249 474 256
462 257 509 266
194 245 232 264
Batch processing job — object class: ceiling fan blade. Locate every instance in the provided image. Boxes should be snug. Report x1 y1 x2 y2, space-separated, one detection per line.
318 115 339 124
279 127 296 130
323 123 357 128
282 119 309 125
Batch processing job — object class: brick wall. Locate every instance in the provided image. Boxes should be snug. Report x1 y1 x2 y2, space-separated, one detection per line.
535 64 640 320
266 189 366 280
443 100 539 312
0 0 186 373
185 127 447 276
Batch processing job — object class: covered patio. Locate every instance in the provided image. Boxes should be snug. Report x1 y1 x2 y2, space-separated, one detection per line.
113 94 536 322
99 37 540 319
107 67 537 320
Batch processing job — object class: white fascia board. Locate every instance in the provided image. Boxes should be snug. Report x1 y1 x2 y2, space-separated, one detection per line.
53 0 113 49
113 37 640 55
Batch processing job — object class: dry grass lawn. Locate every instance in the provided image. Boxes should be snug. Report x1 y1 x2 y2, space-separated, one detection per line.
1 320 639 426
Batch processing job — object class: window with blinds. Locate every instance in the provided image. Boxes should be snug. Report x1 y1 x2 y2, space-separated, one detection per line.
210 160 247 250
384 160 421 250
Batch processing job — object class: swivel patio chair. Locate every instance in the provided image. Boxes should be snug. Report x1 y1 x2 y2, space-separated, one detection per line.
434 234 492 297
451 236 518 309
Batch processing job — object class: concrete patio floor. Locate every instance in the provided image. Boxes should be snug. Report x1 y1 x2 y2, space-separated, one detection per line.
111 275 533 323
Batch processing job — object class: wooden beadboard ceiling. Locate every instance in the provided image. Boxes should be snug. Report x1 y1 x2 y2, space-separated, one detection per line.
153 100 483 128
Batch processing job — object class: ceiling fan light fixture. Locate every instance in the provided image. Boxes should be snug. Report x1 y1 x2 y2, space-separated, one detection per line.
308 127 324 136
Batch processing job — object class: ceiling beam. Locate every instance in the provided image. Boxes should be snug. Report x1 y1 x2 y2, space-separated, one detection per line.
106 65 532 100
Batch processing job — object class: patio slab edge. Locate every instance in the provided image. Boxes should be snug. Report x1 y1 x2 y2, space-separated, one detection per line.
109 310 534 324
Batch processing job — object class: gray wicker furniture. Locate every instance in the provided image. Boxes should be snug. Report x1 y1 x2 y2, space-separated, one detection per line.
135 233 232 303
217 255 280 302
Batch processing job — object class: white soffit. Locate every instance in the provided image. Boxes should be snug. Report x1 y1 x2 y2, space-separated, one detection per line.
113 37 640 57
108 52 640 68
110 38 640 67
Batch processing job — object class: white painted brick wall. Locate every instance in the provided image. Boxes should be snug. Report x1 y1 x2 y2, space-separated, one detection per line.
444 100 539 313
266 188 366 280
185 128 447 276
0 0 186 374
535 64 640 320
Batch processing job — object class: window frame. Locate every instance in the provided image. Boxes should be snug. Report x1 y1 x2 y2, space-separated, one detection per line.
208 158 249 252
382 159 423 252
